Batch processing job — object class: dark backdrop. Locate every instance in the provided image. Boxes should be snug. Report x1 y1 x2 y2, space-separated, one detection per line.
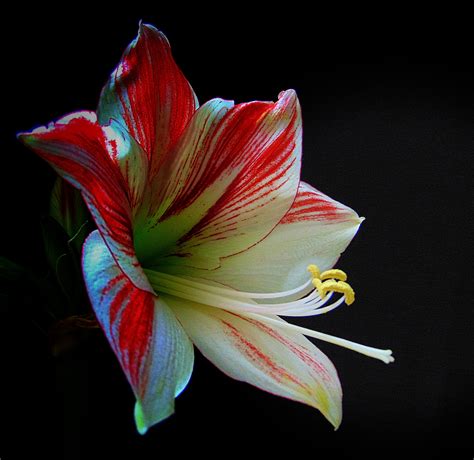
1 7 472 459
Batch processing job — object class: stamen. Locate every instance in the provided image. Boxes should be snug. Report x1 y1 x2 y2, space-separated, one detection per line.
144 269 313 301
144 265 393 364
320 269 347 281
308 264 355 305
307 264 321 279
144 268 345 317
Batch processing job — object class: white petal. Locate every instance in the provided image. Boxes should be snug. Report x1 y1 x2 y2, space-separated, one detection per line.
168 182 362 293
167 296 343 428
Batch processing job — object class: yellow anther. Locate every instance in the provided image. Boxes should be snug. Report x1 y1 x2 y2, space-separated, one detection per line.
311 277 325 298
320 269 348 282
333 281 355 305
320 280 355 305
307 264 321 279
307 263 355 305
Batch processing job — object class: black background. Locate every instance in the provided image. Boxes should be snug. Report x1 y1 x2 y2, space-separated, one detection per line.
1 7 472 459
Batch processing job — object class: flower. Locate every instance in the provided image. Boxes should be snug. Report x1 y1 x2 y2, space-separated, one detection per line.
18 23 393 434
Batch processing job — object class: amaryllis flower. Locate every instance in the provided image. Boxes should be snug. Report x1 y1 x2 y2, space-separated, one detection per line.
19 24 393 434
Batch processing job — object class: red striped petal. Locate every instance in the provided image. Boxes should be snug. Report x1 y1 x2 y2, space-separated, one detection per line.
18 112 151 292
83 231 194 433
281 182 358 224
168 297 342 428
97 23 198 181
166 182 362 294
139 90 302 270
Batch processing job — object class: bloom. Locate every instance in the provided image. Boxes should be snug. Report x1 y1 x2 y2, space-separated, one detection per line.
19 23 393 433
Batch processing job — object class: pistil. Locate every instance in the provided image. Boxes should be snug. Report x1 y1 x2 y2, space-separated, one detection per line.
143 263 394 364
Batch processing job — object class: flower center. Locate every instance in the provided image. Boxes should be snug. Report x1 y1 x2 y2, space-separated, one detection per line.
143 264 394 364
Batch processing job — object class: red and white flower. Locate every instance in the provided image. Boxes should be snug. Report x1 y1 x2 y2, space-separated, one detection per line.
19 24 393 434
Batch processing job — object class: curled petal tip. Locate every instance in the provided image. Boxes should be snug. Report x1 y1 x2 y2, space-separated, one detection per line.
16 131 26 141
17 130 38 145
320 396 342 430
331 413 342 431
278 88 297 102
17 124 50 141
275 90 301 118
138 21 152 33
137 20 147 33
134 401 149 435
137 22 167 41
133 22 167 51
348 213 365 227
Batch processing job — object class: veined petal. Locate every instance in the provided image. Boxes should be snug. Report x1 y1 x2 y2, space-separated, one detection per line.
167 296 342 428
170 181 363 293
82 231 194 433
98 23 198 180
141 90 302 271
134 98 234 259
103 119 149 214
18 112 150 292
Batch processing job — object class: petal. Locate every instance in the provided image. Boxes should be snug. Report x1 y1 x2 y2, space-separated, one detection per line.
171 181 363 293
139 90 302 271
98 23 198 180
168 297 342 428
82 230 194 433
103 119 149 213
18 111 150 292
134 97 234 258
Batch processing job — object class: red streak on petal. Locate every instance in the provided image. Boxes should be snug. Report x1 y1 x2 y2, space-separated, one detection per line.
111 25 197 175
281 188 348 224
102 275 155 394
100 273 125 301
241 316 333 384
108 282 130 325
117 290 155 392
220 318 305 388
170 95 300 252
